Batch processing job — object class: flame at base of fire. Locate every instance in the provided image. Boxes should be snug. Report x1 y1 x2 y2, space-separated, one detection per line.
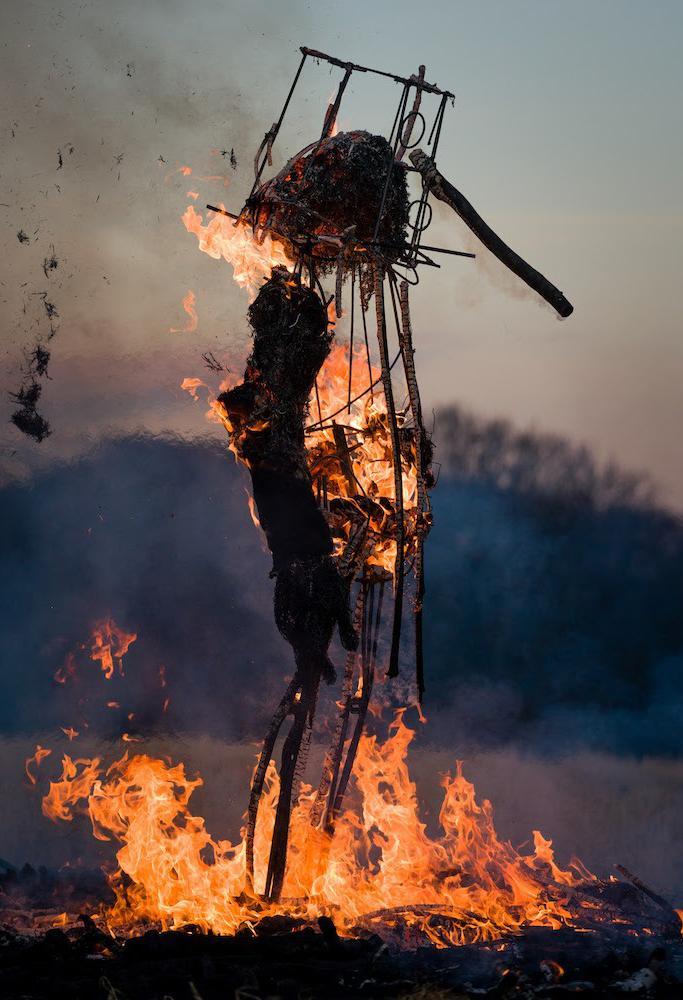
42 713 594 946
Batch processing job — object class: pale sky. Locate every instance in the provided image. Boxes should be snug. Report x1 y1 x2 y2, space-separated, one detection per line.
1 0 682 506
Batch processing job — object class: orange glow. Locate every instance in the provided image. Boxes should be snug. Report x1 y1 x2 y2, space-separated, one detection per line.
54 651 77 685
25 745 52 786
61 727 79 741
180 376 206 401
90 619 137 680
170 289 198 333
40 712 595 944
307 342 422 574
181 205 294 300
244 488 261 531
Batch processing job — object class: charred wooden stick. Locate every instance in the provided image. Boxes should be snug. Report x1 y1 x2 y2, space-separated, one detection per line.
328 579 384 828
397 280 428 519
245 676 299 891
300 46 454 98
331 422 357 496
397 280 430 700
408 149 574 318
264 676 320 901
373 262 404 678
615 864 681 923
310 585 366 829
396 65 425 162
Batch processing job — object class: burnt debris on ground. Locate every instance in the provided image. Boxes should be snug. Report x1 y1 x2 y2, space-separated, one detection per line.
0 920 682 999
2 861 683 998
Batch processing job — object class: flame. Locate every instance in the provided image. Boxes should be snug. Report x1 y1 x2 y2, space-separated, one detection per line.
90 619 137 680
181 205 294 300
165 164 193 181
39 712 595 945
25 745 52 786
244 488 262 531
61 727 79 741
170 289 198 333
180 376 206 401
307 342 421 574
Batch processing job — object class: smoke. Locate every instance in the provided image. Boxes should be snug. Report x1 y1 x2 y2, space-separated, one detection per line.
2 426 682 759
1 426 682 897
430 197 560 315
0 0 325 476
420 405 683 758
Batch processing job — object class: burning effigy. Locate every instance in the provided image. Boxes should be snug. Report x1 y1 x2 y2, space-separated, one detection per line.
194 45 575 905
7 45 683 999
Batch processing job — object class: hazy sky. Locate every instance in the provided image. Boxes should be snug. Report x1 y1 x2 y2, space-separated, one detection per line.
1 0 682 505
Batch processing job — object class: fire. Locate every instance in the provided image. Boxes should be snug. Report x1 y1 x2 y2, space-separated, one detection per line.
55 619 137 685
170 289 198 333
90 618 137 680
39 712 594 945
182 205 294 300
25 745 52 786
180 376 205 401
307 342 421 574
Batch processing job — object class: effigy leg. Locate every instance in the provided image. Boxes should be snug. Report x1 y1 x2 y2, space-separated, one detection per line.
327 577 385 830
245 675 300 893
264 671 320 901
309 583 366 831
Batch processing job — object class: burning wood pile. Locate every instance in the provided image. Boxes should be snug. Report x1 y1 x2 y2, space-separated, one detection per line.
5 45 683 999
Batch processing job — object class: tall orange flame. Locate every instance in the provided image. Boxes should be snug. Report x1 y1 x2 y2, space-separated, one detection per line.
182 206 294 300
40 712 594 945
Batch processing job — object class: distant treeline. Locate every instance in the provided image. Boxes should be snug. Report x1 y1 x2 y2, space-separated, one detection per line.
2 416 682 756
423 407 683 756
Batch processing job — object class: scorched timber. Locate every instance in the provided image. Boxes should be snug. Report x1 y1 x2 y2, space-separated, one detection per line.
409 148 574 318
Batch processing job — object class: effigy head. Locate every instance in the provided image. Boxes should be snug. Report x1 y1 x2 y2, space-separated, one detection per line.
249 131 410 272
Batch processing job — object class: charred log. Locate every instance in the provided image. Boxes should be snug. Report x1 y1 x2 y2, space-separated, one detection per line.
409 148 574 318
